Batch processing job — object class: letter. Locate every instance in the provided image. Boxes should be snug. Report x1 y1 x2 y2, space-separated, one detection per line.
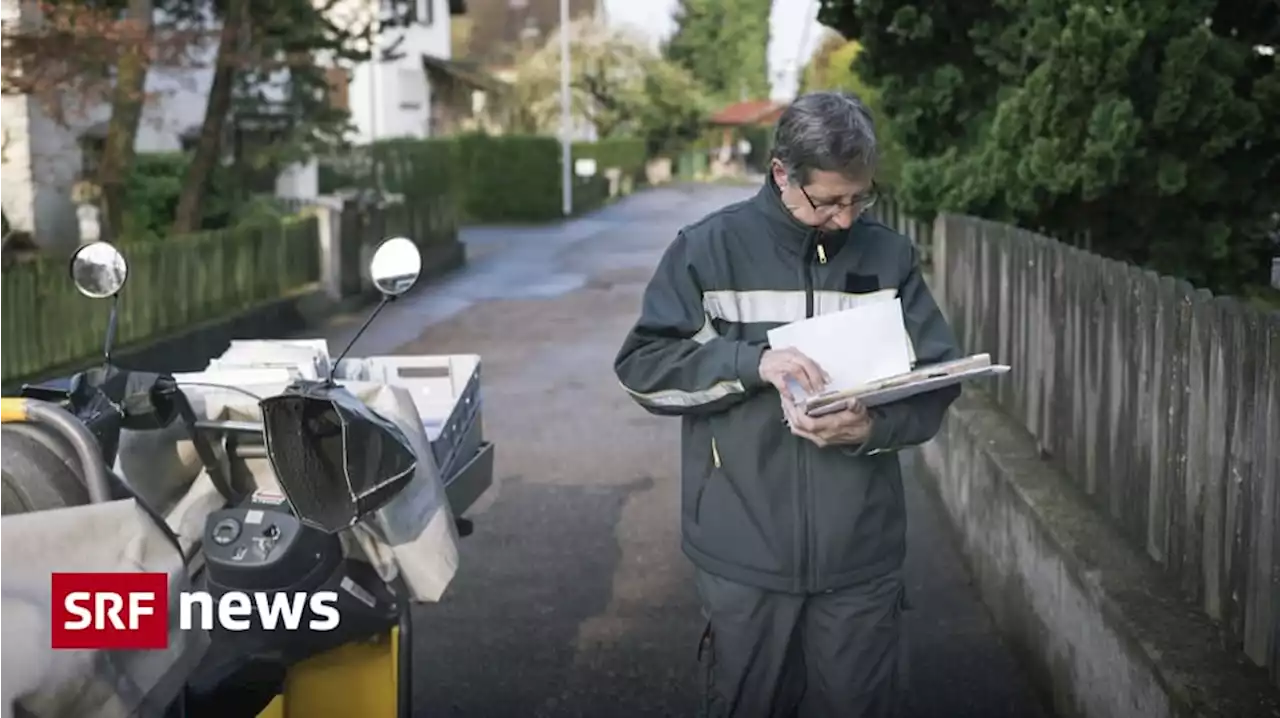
218 592 252 631
64 592 93 630
308 592 340 631
98 593 125 630
128 592 155 630
253 592 306 631
179 592 215 631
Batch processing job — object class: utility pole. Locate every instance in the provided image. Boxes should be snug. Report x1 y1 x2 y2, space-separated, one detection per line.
560 0 572 216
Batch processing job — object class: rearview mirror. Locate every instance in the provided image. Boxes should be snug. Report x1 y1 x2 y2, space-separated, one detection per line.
325 236 424 384
369 236 422 297
69 241 128 299
68 241 128 364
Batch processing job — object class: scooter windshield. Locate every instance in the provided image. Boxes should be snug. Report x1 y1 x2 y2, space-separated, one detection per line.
260 380 417 533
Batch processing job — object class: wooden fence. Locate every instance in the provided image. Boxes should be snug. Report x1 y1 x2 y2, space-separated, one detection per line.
867 195 932 264
934 214 1280 685
1 217 321 385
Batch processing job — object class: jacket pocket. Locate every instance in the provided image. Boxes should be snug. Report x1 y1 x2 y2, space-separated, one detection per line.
694 436 722 524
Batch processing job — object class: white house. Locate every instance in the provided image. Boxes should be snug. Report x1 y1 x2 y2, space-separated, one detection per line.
344 0 466 143
1 0 464 251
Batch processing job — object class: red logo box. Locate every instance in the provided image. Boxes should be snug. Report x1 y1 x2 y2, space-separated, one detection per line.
51 573 169 649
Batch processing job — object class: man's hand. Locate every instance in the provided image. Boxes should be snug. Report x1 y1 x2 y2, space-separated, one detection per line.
781 398 873 448
758 348 829 399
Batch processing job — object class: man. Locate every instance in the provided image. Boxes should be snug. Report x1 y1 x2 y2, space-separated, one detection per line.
613 91 961 717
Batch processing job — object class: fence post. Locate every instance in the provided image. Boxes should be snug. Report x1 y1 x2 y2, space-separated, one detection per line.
309 196 345 301
932 214 949 310
336 196 367 298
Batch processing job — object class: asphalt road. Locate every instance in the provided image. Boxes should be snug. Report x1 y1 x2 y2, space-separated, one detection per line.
315 184 1050 718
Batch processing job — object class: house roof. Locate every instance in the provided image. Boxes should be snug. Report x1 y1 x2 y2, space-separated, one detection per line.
708 100 787 126
421 54 506 93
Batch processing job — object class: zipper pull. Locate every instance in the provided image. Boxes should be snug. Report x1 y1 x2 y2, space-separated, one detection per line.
711 437 721 468
816 243 827 264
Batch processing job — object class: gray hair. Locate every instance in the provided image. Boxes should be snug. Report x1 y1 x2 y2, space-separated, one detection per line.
771 91 878 184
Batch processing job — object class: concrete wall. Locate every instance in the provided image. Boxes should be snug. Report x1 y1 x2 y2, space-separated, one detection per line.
913 390 1280 718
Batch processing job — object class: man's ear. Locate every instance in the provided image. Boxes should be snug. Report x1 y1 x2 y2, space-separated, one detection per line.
770 160 789 188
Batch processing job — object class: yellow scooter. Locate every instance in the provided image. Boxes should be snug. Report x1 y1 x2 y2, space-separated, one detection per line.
1 238 494 718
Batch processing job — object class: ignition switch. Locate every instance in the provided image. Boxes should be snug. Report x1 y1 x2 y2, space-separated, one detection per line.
212 518 242 546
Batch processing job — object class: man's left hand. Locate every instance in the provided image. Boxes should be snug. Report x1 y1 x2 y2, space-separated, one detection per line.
782 398 873 448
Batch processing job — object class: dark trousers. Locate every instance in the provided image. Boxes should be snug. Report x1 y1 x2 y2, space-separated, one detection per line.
695 567 908 718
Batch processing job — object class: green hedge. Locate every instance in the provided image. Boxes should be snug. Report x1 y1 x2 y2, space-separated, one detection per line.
453 134 563 222
572 138 647 177
120 153 300 240
322 134 649 224
122 153 239 240
572 174 611 215
368 138 461 250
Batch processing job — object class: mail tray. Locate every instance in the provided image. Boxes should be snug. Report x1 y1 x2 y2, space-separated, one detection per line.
334 354 484 482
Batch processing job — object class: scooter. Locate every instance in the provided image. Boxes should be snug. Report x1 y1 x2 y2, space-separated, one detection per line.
0 236 495 718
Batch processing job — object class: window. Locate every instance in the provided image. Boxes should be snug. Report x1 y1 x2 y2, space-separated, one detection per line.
383 0 412 26
398 68 425 110
386 0 432 26
78 136 105 179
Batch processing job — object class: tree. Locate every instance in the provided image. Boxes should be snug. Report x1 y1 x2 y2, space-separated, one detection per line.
510 18 709 151
171 0 246 234
96 0 154 242
0 3 145 107
798 31 849 95
2 0 207 241
816 0 1010 161
664 0 772 102
819 0 1280 293
171 0 417 233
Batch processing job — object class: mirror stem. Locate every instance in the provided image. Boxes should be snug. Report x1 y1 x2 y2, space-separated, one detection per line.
327 295 394 384
103 295 120 364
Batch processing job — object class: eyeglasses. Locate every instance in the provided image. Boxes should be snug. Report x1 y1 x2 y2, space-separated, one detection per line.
799 184 878 216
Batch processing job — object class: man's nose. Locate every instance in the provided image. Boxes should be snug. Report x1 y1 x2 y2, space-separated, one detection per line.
830 206 856 229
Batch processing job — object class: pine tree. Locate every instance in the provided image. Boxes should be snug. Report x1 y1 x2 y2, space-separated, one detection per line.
819 0 1280 293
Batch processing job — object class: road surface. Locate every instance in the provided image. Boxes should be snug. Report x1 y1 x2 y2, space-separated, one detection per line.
314 184 1050 718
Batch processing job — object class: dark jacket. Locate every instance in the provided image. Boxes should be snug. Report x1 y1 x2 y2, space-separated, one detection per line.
614 178 961 593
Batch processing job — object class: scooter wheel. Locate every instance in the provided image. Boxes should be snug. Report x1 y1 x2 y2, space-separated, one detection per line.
2 425 90 514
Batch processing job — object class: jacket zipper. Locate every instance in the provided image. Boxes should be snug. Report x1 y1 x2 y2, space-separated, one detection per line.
696 436 721 523
797 231 822 591
809 238 825 589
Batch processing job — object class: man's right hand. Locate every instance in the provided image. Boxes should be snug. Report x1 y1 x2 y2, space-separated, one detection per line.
758 348 829 399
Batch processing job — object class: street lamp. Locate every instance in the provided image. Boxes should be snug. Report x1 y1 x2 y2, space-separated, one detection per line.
560 0 572 216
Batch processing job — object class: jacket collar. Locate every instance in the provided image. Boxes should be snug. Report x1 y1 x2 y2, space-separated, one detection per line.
751 173 854 259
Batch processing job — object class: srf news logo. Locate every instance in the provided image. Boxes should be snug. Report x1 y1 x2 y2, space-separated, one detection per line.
51 573 340 649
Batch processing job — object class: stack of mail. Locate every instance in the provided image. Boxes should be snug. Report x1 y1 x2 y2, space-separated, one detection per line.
766 298 1010 417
